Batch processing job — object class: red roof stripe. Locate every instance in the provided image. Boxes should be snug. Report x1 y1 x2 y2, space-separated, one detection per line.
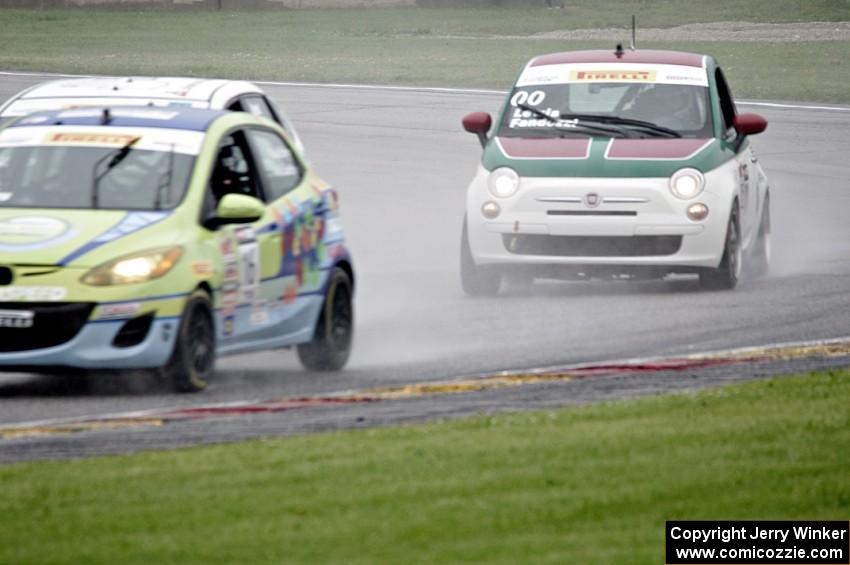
531 50 704 68
605 138 712 160
497 137 591 159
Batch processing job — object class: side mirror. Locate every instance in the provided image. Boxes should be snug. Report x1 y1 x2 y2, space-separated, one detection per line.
733 113 767 136
203 193 264 230
462 112 492 148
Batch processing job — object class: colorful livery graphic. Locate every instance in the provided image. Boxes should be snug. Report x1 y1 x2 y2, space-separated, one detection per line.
461 49 770 295
0 107 354 391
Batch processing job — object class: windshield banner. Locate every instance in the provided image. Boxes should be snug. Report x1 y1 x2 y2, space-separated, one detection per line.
518 62 709 88
0 126 204 155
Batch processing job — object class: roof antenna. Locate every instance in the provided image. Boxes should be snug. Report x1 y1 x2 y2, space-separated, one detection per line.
630 15 637 50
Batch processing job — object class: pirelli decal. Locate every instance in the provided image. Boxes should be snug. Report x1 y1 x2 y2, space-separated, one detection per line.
45 132 139 146
571 70 656 82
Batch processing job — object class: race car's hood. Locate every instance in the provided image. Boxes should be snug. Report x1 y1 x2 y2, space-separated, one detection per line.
483 136 733 177
0 209 177 267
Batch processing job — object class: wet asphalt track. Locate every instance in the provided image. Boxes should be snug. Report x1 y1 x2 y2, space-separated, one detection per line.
0 73 849 454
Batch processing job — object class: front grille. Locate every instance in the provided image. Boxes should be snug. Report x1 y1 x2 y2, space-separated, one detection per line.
503 234 682 257
547 210 638 217
0 302 95 352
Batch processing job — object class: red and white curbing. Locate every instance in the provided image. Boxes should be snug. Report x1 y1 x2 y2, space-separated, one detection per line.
2 335 849 440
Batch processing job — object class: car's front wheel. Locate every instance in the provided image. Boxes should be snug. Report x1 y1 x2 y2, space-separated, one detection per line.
297 267 353 372
460 217 501 296
699 203 742 291
163 289 216 393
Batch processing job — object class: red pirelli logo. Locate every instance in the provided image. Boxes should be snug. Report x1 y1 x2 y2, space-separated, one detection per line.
46 132 139 146
571 70 656 82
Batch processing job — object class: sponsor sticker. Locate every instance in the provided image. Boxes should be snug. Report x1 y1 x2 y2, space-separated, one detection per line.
191 260 215 280
517 63 708 87
0 309 34 329
0 216 69 243
220 236 239 337
97 302 141 320
250 300 269 326
1 126 203 155
46 132 140 146
571 69 656 82
0 286 67 301
235 226 260 305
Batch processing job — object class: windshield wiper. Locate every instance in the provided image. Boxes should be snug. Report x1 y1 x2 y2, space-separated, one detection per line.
515 104 629 138
558 113 682 138
153 143 176 211
91 137 140 208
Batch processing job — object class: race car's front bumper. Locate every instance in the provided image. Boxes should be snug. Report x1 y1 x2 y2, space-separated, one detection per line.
466 169 733 275
0 304 179 371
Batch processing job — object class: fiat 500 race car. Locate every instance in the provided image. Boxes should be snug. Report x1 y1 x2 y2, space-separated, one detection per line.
0 107 353 391
0 76 306 156
461 49 770 295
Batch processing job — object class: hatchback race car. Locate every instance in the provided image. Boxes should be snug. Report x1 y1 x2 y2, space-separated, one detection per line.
461 49 770 295
0 76 306 156
0 107 353 391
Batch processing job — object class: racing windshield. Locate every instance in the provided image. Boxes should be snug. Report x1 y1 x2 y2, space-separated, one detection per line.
0 127 201 210
499 63 712 139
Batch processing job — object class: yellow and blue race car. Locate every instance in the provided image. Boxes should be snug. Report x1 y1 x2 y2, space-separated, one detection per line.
0 106 354 391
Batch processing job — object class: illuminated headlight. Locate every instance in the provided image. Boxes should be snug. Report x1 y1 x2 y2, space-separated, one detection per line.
669 168 705 200
488 167 520 199
81 246 183 286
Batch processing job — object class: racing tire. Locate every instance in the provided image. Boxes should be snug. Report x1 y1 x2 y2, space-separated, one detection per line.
297 267 353 372
163 289 216 393
699 203 742 291
460 218 501 297
748 193 771 278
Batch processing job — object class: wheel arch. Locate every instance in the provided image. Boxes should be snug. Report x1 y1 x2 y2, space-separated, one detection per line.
334 259 355 292
192 281 215 331
195 281 213 297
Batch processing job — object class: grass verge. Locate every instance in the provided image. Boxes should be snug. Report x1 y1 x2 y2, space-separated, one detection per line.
1 369 848 564
0 6 848 102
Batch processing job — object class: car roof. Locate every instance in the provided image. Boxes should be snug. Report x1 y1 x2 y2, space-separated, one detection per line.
9 76 263 103
529 49 706 68
8 106 230 132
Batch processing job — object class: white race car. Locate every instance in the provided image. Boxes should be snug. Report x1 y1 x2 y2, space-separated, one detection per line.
461 48 770 294
0 76 306 156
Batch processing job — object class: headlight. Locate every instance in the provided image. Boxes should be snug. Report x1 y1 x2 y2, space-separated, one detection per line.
488 167 520 199
81 246 183 286
669 168 705 200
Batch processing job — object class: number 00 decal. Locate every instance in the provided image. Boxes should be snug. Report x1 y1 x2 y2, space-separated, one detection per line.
510 90 546 107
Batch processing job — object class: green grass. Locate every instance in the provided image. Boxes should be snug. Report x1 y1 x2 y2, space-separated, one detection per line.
0 5 848 102
1 369 848 564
